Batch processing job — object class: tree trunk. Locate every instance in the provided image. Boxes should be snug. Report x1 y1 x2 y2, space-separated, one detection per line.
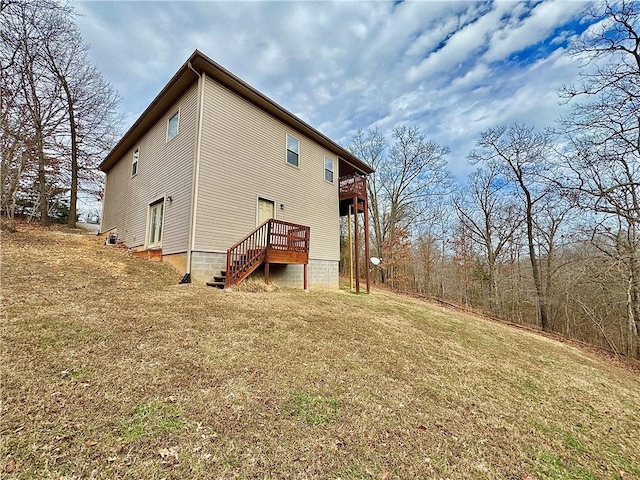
486 247 499 314
61 78 77 228
627 262 640 358
544 232 555 330
36 128 48 226
523 189 548 330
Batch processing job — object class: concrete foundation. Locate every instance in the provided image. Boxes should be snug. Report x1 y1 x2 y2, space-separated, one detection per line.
187 251 338 289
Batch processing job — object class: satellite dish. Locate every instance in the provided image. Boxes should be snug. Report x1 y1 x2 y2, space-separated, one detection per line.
370 257 381 266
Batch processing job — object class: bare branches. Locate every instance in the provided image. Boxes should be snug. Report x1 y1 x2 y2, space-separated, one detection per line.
557 0 640 356
0 0 120 223
454 164 523 314
469 124 559 331
349 126 451 286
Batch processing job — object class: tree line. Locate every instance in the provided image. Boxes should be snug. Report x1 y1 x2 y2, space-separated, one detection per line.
1 0 120 227
345 1 640 359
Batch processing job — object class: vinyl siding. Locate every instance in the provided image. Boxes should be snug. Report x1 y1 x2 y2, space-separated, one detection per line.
102 83 198 255
194 76 340 261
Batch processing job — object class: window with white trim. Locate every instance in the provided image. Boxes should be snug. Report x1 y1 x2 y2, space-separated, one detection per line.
324 156 334 183
286 134 299 167
131 148 139 176
167 111 179 141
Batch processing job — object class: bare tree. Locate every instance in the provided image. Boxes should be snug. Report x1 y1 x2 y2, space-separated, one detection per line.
560 0 640 356
454 164 522 314
41 15 82 227
0 57 31 218
1 0 120 225
2 0 69 224
533 192 574 330
349 127 450 286
349 128 388 263
383 127 450 285
470 124 554 331
40 10 120 227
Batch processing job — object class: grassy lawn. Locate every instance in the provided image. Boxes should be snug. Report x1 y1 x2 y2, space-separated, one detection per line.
2 225 639 479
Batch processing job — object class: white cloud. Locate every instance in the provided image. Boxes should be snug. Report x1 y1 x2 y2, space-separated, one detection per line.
405 2 516 83
74 0 593 181
450 63 490 89
484 1 587 62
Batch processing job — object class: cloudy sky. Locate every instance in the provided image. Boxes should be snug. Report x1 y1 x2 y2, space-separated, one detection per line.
74 0 596 180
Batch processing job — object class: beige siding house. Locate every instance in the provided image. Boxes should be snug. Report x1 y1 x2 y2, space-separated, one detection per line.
100 50 372 289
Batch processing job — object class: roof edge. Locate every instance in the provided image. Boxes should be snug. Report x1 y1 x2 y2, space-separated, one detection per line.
99 50 373 175
99 52 199 172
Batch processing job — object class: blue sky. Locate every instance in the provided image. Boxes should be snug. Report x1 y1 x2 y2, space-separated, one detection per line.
74 0 596 181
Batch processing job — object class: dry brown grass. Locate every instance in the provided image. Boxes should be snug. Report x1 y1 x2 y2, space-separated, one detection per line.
2 223 639 479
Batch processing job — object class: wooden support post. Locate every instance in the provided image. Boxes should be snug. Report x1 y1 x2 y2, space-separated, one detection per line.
264 261 270 285
303 263 308 290
348 204 353 291
354 195 360 294
364 192 371 294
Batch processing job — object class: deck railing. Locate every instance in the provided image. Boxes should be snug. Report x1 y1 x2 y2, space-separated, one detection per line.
268 219 310 252
225 219 310 287
339 173 367 199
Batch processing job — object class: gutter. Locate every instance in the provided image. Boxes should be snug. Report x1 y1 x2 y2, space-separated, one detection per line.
181 62 206 283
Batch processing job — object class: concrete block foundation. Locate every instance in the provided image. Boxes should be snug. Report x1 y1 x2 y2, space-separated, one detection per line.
188 251 338 289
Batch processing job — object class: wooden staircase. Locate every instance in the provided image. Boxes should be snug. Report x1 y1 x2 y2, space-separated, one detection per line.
206 270 226 289
206 219 310 289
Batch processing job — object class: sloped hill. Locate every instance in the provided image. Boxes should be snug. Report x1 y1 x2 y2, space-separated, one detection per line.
2 224 639 479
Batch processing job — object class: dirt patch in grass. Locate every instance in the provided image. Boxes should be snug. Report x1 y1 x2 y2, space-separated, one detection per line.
2 224 640 479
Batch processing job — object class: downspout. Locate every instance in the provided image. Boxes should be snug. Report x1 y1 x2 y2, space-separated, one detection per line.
181 62 206 283
99 172 107 235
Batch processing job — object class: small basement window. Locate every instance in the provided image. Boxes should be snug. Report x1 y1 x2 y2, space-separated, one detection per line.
324 156 334 183
286 134 299 167
131 148 139 176
167 111 179 141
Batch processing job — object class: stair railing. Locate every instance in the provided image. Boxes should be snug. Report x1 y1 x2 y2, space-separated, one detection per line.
225 219 271 287
225 219 310 287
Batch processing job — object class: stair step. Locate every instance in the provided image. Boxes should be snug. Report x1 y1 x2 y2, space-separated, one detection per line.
206 269 228 289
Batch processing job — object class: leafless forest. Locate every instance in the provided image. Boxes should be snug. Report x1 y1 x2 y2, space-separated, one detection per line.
344 2 640 359
1 0 120 226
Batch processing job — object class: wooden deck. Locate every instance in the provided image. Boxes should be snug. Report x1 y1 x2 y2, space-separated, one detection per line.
339 173 371 293
266 248 308 264
224 219 310 288
339 173 367 199
339 173 367 216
